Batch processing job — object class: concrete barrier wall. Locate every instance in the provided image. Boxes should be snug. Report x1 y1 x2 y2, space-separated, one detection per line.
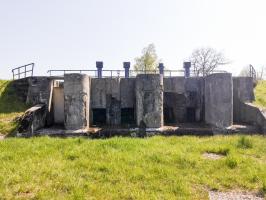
205 73 233 128
120 78 135 108
163 77 204 122
239 102 266 134
135 74 163 128
233 77 254 122
64 74 90 129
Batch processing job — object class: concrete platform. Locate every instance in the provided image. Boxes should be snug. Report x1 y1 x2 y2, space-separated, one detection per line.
28 123 260 138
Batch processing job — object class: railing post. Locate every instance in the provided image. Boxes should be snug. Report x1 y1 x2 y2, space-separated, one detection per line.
31 63 34 77
183 62 191 78
96 61 103 78
158 63 164 76
123 62 130 78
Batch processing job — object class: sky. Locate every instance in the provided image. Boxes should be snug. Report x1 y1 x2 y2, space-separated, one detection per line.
0 0 266 79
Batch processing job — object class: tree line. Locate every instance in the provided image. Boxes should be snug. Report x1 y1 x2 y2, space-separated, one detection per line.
134 44 265 80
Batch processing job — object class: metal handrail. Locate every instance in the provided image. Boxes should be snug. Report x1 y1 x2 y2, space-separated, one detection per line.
47 68 228 78
12 63 34 80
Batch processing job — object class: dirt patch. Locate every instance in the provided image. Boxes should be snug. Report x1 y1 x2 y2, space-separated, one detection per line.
209 191 264 200
203 153 225 160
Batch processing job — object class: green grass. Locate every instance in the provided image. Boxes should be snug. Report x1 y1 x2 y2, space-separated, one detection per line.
0 80 28 135
0 135 265 199
254 80 266 108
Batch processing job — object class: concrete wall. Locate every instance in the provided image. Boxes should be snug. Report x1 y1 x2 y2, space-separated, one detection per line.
53 86 64 124
120 78 136 108
135 74 163 128
90 78 121 125
239 102 266 134
233 77 254 122
205 73 233 128
163 77 204 123
26 77 54 126
64 74 90 129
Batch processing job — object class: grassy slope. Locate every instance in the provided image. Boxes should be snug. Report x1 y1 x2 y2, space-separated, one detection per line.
254 80 266 108
0 80 28 135
0 136 265 199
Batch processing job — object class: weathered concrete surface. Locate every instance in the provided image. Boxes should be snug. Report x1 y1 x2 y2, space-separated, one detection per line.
238 102 266 134
163 77 204 123
233 77 254 122
10 78 30 102
120 78 136 108
26 77 54 106
53 86 64 124
26 77 54 126
136 74 163 128
91 78 121 125
18 104 47 135
205 73 233 128
64 74 90 130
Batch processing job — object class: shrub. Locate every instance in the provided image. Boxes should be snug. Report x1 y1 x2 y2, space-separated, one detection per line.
237 136 253 149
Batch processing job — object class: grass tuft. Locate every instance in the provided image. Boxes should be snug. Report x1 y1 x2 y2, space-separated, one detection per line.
237 136 253 149
225 156 238 169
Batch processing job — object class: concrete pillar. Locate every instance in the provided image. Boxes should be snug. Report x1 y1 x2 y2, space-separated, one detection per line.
64 74 90 130
183 62 191 78
205 73 233 128
158 63 164 76
123 62 130 78
96 61 103 78
135 74 163 128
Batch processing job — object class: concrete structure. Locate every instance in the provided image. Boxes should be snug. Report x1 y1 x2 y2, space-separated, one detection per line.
12 63 266 135
205 73 233 128
135 74 163 128
64 74 90 129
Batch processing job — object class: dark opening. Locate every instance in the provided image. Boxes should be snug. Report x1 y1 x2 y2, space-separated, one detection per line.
121 108 135 125
186 107 196 122
164 107 175 124
92 109 106 125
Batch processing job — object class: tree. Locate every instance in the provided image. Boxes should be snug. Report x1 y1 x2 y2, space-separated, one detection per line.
134 44 159 72
190 47 229 76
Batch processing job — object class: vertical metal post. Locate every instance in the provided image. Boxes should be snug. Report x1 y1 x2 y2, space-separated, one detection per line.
123 62 130 78
96 61 103 78
31 63 34 77
18 68 20 79
183 62 191 78
158 63 164 76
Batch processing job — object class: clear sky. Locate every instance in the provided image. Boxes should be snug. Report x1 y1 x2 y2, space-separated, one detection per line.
0 0 265 79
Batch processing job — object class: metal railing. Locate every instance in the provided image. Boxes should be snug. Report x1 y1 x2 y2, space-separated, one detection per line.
12 63 34 80
47 68 228 78
47 69 186 77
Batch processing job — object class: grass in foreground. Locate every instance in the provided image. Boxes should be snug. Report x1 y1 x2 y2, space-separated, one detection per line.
0 135 265 199
254 80 266 108
0 80 28 135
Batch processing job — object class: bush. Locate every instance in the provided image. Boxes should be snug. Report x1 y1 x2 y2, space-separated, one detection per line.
237 136 253 149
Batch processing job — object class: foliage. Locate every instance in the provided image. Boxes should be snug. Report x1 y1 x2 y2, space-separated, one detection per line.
190 47 229 76
253 80 266 108
134 44 159 72
0 80 28 135
0 135 265 199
